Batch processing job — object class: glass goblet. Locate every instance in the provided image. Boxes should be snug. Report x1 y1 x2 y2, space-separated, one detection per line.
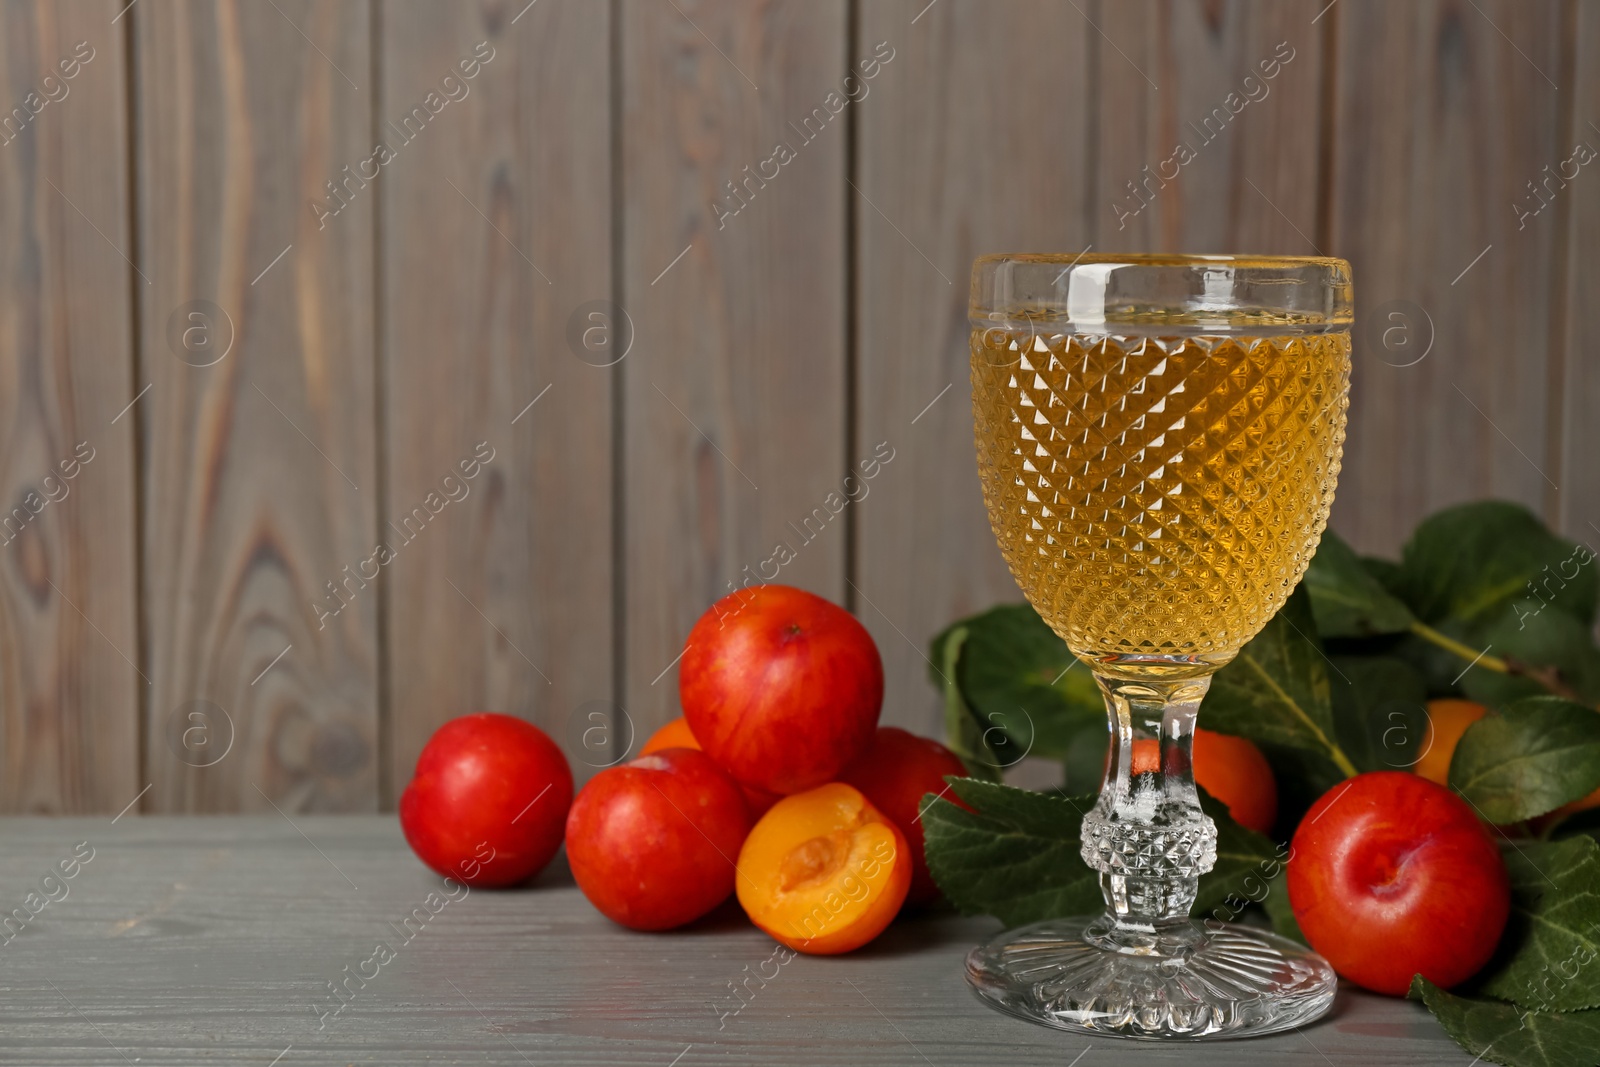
965 254 1352 1039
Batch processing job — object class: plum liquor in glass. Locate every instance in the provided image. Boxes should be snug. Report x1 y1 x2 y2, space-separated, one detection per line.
964 254 1352 1039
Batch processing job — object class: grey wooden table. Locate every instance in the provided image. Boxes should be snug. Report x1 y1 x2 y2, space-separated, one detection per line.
0 816 1472 1065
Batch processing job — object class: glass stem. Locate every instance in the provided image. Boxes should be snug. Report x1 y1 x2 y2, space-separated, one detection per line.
1079 670 1216 953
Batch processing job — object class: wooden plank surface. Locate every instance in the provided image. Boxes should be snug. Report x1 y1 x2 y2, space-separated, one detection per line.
1326 0 1569 556
853 0 1093 736
136 0 378 812
621 0 848 737
1559 2 1598 545
1094 0 1327 254
379 2 613 796
0 0 140 812
0 815 1473 1064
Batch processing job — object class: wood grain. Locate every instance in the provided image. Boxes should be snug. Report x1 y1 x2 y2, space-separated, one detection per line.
137 0 378 811
1094 0 1327 254
853 0 1093 734
621 0 848 736
1326 0 1569 556
0 815 1475 1064
0 0 1589 808
1559 2 1598 545
380 1 613 793
0 0 140 812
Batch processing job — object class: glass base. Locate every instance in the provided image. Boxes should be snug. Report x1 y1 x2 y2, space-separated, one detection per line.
965 916 1337 1040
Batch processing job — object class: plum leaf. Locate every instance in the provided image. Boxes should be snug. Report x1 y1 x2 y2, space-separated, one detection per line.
1328 654 1429 773
923 779 1280 930
931 604 1104 766
1477 837 1600 1013
1412 976 1600 1067
922 778 1099 927
1450 697 1600 823
1393 501 1597 628
1205 588 1355 776
1304 528 1415 637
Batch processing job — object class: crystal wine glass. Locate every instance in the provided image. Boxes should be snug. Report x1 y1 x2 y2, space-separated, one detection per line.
964 254 1352 1039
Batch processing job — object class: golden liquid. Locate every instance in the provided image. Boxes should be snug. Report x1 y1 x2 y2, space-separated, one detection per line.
971 322 1350 665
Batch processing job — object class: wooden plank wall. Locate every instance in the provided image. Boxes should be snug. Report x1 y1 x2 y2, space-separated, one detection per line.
0 0 1590 811
1328 0 1570 552
1560 1 1597 540
137 0 378 811
620 0 848 735
379 2 612 807
855 0 1094 736
0 0 139 812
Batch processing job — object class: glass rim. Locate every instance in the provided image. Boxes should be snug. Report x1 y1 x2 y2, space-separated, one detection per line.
970 252 1353 334
972 252 1351 270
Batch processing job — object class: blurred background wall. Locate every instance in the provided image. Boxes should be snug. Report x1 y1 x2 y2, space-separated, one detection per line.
0 0 1592 813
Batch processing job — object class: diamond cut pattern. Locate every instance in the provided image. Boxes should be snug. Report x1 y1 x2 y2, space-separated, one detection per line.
1080 813 1218 878
971 331 1350 658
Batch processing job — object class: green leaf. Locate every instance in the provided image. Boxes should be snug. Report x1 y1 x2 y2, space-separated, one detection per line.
1479 837 1600 1013
1411 976 1600 1067
1058 725 1112 797
948 604 1105 763
1387 617 1488 697
1205 587 1354 776
1304 529 1416 637
1450 697 1600 822
1361 554 1403 592
1328 655 1430 773
1191 789 1285 920
1394 501 1597 628
1260 868 1308 945
1460 601 1600 709
922 779 1101 927
931 627 1001 781
1253 742 1347 828
922 779 1289 933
